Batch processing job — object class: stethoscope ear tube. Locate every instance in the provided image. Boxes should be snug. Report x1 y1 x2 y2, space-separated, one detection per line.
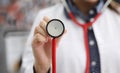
101 0 113 12
61 0 71 13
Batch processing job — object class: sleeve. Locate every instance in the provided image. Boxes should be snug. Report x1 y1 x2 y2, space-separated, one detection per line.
20 4 56 72
33 66 51 73
20 10 48 73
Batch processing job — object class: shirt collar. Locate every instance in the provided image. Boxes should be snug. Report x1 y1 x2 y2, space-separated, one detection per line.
64 0 105 22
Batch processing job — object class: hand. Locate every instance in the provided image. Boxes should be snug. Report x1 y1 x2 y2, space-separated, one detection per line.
32 16 66 73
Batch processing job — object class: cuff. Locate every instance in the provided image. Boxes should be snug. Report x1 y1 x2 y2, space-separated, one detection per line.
33 66 51 73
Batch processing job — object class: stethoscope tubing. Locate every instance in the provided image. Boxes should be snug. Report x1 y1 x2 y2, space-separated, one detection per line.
68 11 102 73
51 0 113 73
52 38 56 73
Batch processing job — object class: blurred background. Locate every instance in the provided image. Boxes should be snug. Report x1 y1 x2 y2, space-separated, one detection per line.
0 0 119 73
0 0 60 73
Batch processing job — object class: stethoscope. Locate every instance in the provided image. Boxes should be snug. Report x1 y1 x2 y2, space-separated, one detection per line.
46 19 65 73
46 0 112 73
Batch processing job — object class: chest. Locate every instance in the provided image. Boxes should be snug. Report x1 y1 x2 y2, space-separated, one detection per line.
56 14 120 73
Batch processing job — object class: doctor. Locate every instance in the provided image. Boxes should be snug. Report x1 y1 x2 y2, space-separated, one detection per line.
21 0 120 73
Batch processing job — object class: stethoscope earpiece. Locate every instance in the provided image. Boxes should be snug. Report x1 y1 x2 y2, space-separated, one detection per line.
46 19 65 38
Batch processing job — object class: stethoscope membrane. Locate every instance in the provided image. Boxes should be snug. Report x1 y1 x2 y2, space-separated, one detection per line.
46 19 65 38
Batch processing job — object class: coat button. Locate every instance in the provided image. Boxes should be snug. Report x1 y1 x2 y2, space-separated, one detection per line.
88 26 92 30
89 40 95 46
89 10 94 15
91 61 97 66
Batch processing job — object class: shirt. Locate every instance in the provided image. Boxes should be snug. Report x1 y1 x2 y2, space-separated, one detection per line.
64 0 104 73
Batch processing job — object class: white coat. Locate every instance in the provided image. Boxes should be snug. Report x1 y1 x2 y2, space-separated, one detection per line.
21 3 120 73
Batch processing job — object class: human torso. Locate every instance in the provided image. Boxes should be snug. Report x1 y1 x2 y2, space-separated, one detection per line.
36 3 120 73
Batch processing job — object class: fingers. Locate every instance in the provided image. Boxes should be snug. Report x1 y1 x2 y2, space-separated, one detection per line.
40 16 51 31
43 16 51 23
33 33 47 44
34 25 47 37
39 20 47 31
34 16 51 37
32 16 51 48
32 33 47 48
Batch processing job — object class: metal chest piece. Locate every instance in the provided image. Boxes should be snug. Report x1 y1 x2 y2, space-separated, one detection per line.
46 19 65 38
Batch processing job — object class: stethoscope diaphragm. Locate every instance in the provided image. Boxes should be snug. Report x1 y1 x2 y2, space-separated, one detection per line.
46 19 65 38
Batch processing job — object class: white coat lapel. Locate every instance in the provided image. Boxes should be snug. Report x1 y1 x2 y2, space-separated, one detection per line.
93 8 120 73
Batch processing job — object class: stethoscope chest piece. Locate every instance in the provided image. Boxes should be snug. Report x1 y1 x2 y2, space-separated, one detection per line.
46 19 65 73
46 19 65 38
